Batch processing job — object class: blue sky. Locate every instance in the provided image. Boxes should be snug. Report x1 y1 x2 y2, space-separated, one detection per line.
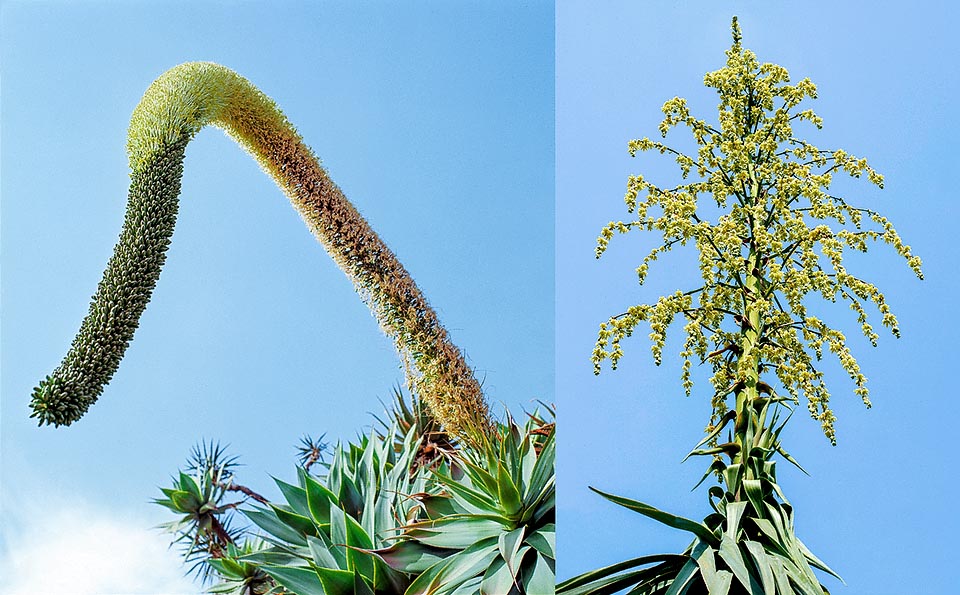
557 2 958 594
0 2 553 592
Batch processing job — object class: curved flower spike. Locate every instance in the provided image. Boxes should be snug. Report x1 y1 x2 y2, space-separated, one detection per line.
31 62 489 440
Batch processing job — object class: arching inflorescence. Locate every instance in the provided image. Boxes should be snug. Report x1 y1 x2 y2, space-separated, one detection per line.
31 62 489 440
593 18 922 444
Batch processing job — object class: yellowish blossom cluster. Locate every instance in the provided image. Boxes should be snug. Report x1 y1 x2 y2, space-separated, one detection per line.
593 18 922 443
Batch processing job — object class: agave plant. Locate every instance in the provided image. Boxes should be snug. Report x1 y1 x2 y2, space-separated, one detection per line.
158 400 556 594
155 442 269 589
375 387 459 473
562 15 919 595
378 408 556 595
231 410 556 595
207 540 275 595
297 435 332 473
159 425 425 594
219 425 429 595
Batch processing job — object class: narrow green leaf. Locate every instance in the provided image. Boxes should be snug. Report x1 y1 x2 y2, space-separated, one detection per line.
354 571 376 595
664 558 700 595
312 528 348 570
561 561 681 595
717 536 762 595
781 562 827 595
208 582 244 594
434 473 497 513
743 541 776 595
179 472 202 501
527 525 556 559
692 459 727 492
762 503 789 545
404 516 507 549
481 556 516 595
271 503 318 537
304 472 337 527
450 577 484 595
775 445 809 476
330 504 349 561
458 460 501 500
420 494 463 519
530 479 557 525
522 552 556 595
497 460 524 517
207 557 247 579
692 542 717 590
528 432 556 500
796 537 843 582
402 554 444 595
245 508 307 546
771 562 793 594
748 518 782 551
743 476 768 518
684 446 731 460
590 487 720 547
315 566 355 594
518 442 538 494
238 549 305 567
689 411 737 453
262 565 325 595
370 541 452 573
275 476 311 518
555 554 684 593
405 539 499 595
722 464 743 495
307 535 341 570
169 490 200 513
344 513 375 581
704 570 733 595
498 526 526 573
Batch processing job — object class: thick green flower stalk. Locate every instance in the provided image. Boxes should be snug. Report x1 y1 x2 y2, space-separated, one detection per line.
30 62 489 440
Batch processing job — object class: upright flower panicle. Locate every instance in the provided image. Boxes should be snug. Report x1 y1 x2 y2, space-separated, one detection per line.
593 18 921 443
31 62 489 441
561 18 923 595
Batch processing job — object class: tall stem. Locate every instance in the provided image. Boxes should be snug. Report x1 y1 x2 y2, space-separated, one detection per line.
730 165 765 496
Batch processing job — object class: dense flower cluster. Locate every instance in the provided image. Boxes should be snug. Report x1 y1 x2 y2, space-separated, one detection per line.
32 63 489 440
593 19 921 443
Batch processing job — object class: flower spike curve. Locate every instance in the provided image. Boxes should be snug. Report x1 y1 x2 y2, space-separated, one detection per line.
31 62 490 440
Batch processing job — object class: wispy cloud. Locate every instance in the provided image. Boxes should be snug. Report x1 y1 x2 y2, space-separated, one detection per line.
0 490 202 595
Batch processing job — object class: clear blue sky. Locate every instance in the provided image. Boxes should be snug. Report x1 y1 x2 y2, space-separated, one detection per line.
557 2 958 594
0 2 553 592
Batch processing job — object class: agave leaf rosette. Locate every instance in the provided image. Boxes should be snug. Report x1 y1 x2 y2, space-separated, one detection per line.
206 540 275 595
235 425 431 595
379 410 556 595
558 400 837 595
155 451 246 583
375 387 460 473
157 404 556 593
